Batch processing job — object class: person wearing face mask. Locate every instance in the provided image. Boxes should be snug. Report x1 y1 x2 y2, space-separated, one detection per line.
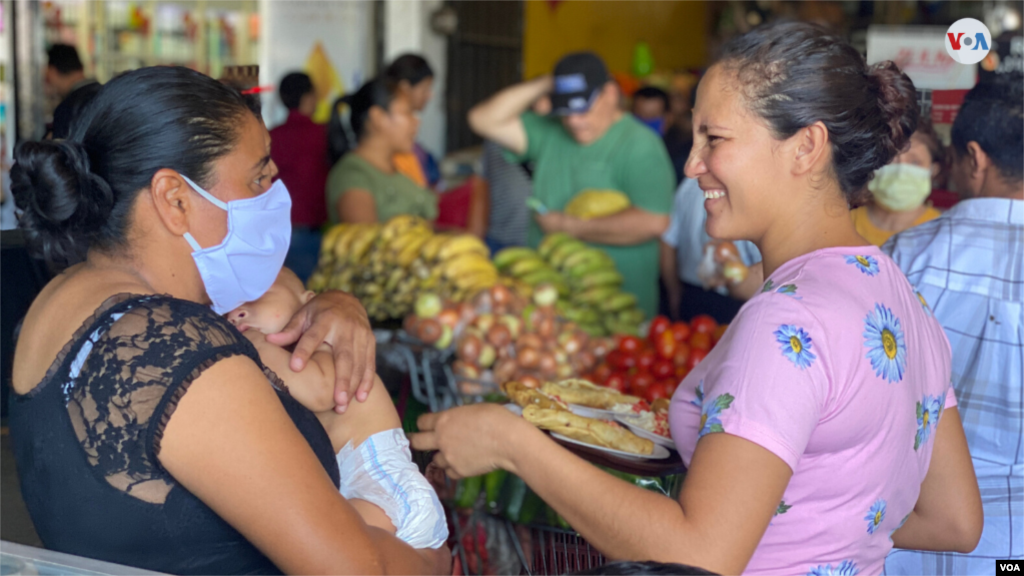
411 23 982 576
326 77 438 225
632 86 671 136
7 67 449 575
849 118 944 246
469 52 675 318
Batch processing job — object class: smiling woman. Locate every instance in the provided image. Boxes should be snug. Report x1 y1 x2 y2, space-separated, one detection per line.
412 22 981 576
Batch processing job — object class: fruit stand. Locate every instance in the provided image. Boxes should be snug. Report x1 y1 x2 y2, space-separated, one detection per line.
311 216 730 575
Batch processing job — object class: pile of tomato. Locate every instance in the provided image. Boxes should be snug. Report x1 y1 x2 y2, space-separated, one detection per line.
583 314 727 403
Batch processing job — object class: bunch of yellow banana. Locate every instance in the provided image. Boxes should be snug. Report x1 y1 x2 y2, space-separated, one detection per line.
306 216 498 321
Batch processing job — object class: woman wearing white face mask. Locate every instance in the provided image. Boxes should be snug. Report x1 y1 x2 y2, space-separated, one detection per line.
850 118 945 246
8 67 449 575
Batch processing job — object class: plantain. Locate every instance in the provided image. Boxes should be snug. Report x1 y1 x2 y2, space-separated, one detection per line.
617 307 645 325
508 257 550 278
549 240 587 269
438 235 489 261
599 292 637 312
577 269 624 290
568 258 616 279
520 269 564 286
562 249 612 272
538 232 574 260
575 285 620 305
493 247 539 271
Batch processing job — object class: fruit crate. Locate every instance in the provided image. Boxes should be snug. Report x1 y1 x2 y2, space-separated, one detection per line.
380 329 462 412
449 508 605 576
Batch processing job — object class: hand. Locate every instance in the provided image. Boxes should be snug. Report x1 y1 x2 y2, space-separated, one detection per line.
266 290 376 413
409 404 526 479
534 210 579 235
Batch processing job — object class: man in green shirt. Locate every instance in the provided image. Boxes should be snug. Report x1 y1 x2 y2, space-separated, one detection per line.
468 52 675 317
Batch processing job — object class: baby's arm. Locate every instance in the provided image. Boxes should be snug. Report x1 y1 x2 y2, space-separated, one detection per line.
243 331 337 414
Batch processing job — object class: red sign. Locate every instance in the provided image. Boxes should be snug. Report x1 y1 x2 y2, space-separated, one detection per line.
931 89 969 125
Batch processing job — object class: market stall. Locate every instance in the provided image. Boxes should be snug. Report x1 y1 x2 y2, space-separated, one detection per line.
309 214 740 575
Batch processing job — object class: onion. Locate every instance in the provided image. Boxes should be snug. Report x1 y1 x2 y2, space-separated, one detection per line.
517 346 541 369
478 344 497 369
417 318 443 344
415 293 443 319
538 352 558 377
537 316 556 339
457 334 483 363
438 308 461 330
494 358 517 383
487 324 512 348
473 313 496 333
533 283 559 307
453 360 481 380
516 333 544 350
491 284 513 306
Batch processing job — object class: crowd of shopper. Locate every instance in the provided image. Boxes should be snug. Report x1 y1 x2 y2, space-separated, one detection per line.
5 21 1021 576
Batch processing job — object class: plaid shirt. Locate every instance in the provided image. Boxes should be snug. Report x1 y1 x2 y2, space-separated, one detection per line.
882 198 1023 574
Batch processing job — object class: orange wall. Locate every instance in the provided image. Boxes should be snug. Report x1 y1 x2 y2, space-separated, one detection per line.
523 0 708 79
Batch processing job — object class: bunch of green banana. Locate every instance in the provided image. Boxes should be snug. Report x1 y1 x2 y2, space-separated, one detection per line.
493 246 568 297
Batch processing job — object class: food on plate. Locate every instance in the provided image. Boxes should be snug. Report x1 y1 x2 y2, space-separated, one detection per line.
522 405 654 455
502 381 567 411
540 380 640 409
612 403 670 439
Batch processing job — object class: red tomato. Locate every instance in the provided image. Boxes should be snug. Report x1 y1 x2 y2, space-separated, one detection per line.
605 372 628 394
690 314 718 335
651 358 674 379
664 379 679 397
670 322 692 343
672 343 691 367
654 330 677 360
629 370 654 396
675 365 690 380
647 316 671 344
712 324 729 345
618 335 642 354
689 332 712 352
637 349 656 371
606 350 636 371
645 381 669 402
592 363 613 385
685 348 708 370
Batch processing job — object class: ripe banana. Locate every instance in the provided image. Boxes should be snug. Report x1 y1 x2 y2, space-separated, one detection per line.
493 247 539 271
333 224 364 260
395 232 431 267
307 270 328 293
389 228 431 256
453 270 498 290
348 225 381 264
381 214 427 243
438 235 489 261
421 233 452 262
538 232 574 259
441 252 494 279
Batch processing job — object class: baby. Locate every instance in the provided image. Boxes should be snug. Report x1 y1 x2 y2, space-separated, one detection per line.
227 270 447 550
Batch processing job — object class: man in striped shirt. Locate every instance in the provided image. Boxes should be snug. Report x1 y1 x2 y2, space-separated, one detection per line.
883 75 1023 575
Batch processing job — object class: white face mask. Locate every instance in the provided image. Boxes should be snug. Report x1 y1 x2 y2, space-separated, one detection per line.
868 163 933 212
180 175 292 314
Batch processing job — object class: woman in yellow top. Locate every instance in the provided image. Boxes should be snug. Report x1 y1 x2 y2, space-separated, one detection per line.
850 118 944 245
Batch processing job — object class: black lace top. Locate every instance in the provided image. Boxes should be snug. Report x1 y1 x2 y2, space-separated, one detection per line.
9 294 340 575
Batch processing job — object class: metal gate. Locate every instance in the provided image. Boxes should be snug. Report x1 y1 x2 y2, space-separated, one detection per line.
444 0 523 152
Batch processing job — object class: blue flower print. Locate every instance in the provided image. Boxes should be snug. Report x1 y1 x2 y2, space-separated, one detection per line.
761 279 776 293
775 501 793 516
889 512 911 541
864 499 887 534
774 324 817 370
808 560 859 576
777 283 798 295
698 393 734 438
916 291 933 316
863 304 908 383
845 255 880 276
689 380 704 408
915 395 942 450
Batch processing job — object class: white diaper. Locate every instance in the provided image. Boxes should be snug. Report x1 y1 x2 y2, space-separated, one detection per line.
336 429 448 549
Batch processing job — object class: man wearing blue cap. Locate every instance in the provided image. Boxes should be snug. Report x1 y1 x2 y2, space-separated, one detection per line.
469 52 675 318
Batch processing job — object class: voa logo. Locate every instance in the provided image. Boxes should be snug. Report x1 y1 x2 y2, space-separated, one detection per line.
946 18 992 65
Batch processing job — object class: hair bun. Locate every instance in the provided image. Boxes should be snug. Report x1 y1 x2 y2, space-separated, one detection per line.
11 140 116 266
868 61 920 166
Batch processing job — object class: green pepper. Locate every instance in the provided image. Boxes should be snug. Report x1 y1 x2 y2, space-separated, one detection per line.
454 475 483 509
484 469 508 512
502 475 529 522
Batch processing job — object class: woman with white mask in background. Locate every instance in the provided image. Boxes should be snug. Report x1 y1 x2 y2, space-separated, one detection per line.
850 118 945 246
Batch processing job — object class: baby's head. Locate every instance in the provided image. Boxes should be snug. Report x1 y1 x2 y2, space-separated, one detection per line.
227 270 316 334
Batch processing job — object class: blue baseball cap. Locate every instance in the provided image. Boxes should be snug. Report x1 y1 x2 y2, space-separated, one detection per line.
550 52 611 115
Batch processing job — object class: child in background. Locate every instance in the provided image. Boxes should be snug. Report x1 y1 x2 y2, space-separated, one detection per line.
227 270 447 550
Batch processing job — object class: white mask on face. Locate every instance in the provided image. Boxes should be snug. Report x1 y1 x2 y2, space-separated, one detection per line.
868 163 932 212
180 174 292 314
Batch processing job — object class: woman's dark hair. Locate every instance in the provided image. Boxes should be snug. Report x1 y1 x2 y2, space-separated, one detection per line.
327 77 400 165
951 73 1023 183
385 53 434 87
12 66 256 268
279 72 314 110
717 22 919 205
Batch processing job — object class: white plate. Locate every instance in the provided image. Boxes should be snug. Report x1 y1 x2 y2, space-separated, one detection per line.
504 403 523 416
550 432 671 461
615 415 676 449
568 404 619 419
